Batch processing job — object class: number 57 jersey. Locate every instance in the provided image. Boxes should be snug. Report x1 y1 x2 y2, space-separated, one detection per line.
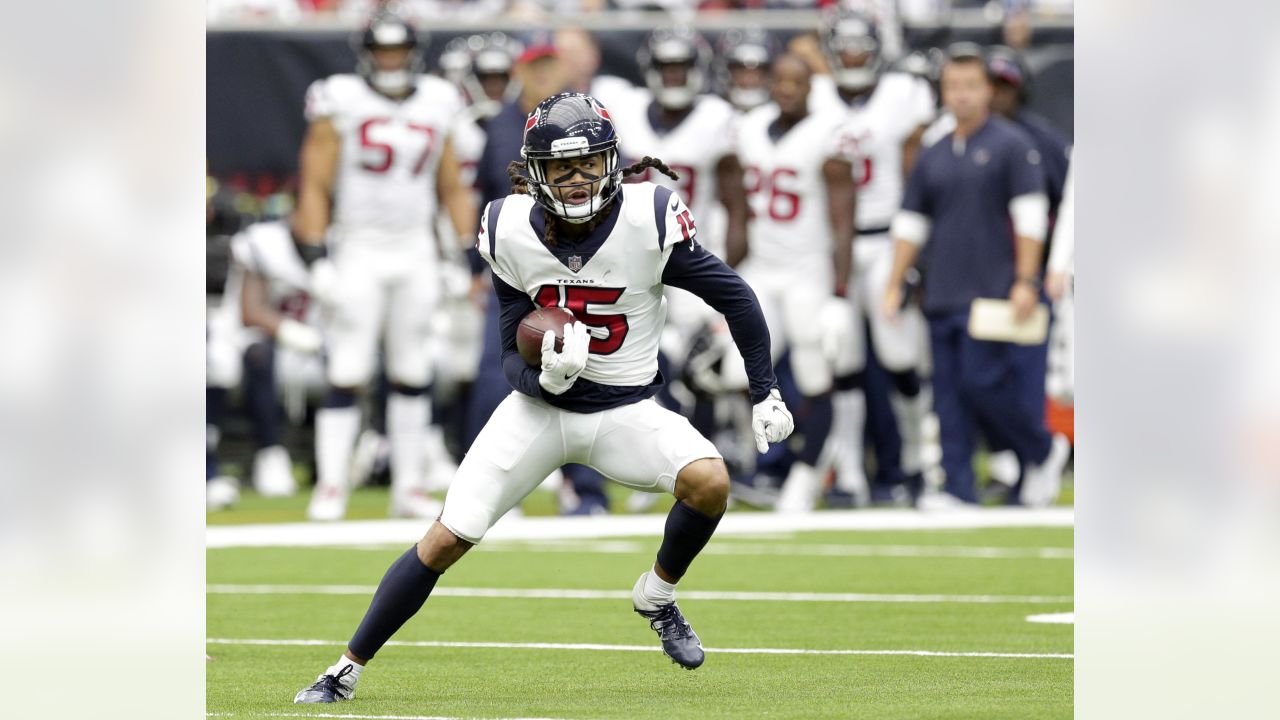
304 73 464 245
737 103 852 284
477 183 699 388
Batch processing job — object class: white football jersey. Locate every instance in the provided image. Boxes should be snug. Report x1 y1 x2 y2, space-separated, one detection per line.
736 103 854 282
477 184 699 387
304 73 464 246
812 72 936 230
613 93 738 258
230 221 318 327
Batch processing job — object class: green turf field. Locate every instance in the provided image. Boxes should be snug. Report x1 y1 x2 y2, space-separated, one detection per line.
207 520 1073 719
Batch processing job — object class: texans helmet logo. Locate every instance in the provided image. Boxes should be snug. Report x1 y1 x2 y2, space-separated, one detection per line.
523 106 541 139
590 98 611 122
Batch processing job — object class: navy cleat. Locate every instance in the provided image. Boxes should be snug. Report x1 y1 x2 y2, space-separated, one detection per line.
294 664 356 703
635 602 705 669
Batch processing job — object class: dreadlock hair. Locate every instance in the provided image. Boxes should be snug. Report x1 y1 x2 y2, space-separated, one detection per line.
507 157 681 248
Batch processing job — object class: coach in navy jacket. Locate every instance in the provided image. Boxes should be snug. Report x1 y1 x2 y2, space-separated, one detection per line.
882 49 1069 505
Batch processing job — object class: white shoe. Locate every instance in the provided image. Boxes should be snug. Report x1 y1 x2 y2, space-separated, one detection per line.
307 484 350 521
389 489 444 519
987 450 1021 487
253 445 297 497
776 462 822 513
206 476 240 511
1022 434 1071 508
916 490 971 511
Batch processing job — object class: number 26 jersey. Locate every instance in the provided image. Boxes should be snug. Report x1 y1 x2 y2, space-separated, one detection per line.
736 103 854 282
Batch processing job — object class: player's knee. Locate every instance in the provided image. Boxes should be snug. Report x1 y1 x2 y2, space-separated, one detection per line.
679 458 730 514
323 386 361 408
416 521 472 573
389 382 430 397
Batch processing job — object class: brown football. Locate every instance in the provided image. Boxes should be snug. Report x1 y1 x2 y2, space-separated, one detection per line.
516 306 577 367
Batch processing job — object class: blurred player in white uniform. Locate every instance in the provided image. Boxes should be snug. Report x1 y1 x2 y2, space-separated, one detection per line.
812 7 937 503
613 27 750 367
611 26 752 510
231 220 328 498
293 12 475 521
736 54 859 512
715 27 775 116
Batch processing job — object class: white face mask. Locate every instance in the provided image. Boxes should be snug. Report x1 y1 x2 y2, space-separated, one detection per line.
834 66 878 92
729 85 769 111
371 69 412 96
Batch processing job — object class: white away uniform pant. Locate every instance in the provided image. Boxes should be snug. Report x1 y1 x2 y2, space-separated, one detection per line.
440 393 721 543
839 236 924 374
738 262 837 397
324 240 439 389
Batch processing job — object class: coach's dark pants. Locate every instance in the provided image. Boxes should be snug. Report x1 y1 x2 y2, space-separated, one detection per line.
927 311 1053 502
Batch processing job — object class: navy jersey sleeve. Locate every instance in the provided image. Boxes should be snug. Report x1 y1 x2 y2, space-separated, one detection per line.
662 239 777 403
1006 133 1048 199
493 271 546 399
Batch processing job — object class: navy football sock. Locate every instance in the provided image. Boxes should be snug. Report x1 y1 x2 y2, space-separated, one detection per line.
655 501 722 581
243 342 281 449
348 546 441 661
795 393 834 466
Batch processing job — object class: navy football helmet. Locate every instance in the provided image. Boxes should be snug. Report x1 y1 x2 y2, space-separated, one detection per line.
985 45 1031 101
354 12 424 97
820 7 883 92
521 92 622 224
637 26 712 111
716 27 775 112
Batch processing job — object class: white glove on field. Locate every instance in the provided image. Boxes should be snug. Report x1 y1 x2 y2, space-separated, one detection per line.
538 322 591 395
275 318 323 355
308 258 341 308
752 388 795 453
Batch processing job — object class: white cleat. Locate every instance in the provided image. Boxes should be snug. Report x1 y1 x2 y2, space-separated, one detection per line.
307 484 350 521
389 489 444 519
206 476 240 511
1021 434 1071 508
776 462 822 513
253 445 297 497
916 490 971 511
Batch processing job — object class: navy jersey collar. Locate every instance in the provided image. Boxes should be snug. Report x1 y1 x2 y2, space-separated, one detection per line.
529 192 625 274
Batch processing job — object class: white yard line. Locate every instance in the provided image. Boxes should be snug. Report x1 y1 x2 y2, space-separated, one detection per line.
207 508 1073 549
479 540 1073 560
206 637 1072 660
207 707 563 712
1026 612 1075 624
207 584 1072 604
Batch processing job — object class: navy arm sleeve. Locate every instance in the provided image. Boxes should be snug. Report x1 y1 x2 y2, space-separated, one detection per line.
661 241 777 403
493 271 546 399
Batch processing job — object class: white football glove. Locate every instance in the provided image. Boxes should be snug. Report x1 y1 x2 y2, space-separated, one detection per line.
308 258 341 308
751 388 795 453
275 318 323 355
538 322 591 395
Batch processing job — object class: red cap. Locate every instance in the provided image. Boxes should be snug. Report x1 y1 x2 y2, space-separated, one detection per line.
518 44 558 64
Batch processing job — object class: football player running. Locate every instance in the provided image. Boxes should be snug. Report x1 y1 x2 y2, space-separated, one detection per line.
809 7 937 504
293 11 475 521
294 92 793 703
230 220 328 499
735 53 859 512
